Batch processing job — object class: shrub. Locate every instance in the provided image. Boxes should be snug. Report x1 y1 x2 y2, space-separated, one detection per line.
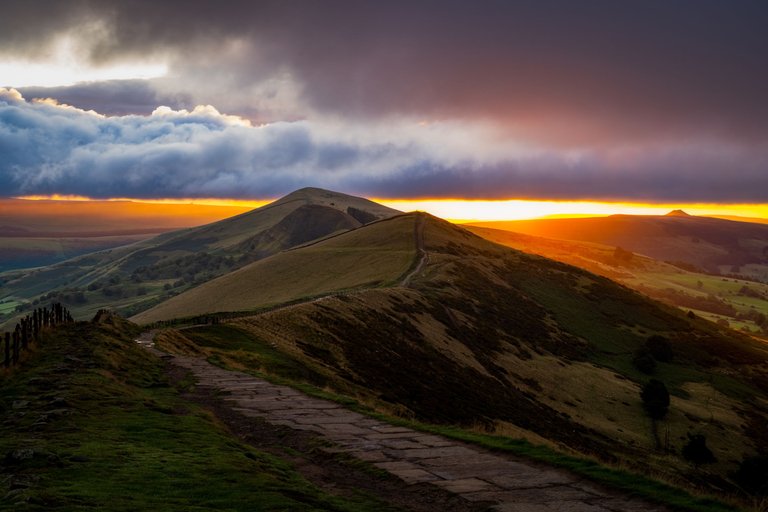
682 434 716 467
632 350 656 374
732 455 768 495
645 335 673 362
641 379 670 420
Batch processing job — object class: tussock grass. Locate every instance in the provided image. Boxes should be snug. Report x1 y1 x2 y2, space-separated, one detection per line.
0 318 397 511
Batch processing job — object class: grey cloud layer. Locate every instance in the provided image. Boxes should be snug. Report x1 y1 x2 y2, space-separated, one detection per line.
1 89 767 202
3 1 768 146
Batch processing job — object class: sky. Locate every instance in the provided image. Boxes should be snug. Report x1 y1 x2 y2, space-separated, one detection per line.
1 1 767 219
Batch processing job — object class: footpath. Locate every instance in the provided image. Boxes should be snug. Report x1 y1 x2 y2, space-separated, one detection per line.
163 352 667 512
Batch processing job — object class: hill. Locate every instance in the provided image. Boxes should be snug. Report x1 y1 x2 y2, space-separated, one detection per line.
132 213 419 323
144 213 768 499
468 214 768 280
0 188 400 326
465 225 768 337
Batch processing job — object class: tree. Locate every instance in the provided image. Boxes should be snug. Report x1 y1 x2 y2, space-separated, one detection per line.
733 455 768 496
641 379 670 420
632 350 656 374
645 335 673 362
682 434 716 467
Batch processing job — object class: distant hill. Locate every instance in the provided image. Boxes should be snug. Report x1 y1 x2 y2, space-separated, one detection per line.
0 197 252 272
469 214 768 280
0 188 400 325
465 225 768 336
145 213 768 496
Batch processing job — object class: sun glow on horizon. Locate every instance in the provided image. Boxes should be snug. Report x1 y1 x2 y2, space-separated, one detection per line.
375 199 768 223
14 194 768 223
16 195 269 209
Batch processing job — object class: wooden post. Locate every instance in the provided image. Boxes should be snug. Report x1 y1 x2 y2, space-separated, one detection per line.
21 318 27 350
12 330 19 364
3 332 9 368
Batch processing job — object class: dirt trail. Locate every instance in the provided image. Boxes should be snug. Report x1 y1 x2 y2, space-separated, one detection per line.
145 338 668 512
401 212 428 287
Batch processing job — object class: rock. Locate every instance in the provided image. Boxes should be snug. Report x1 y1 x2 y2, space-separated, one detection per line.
9 474 39 490
48 397 68 407
11 400 29 410
6 448 35 463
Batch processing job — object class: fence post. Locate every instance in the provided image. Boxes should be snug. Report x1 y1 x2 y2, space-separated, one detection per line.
12 330 19 364
21 318 28 350
3 332 9 368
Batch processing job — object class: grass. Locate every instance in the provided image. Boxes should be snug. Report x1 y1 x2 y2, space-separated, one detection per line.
0 300 21 315
0 318 397 511
161 323 745 512
132 214 417 324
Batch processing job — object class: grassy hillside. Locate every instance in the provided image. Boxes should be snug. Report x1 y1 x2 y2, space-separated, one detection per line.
466 225 768 338
150 215 768 503
0 188 400 327
132 214 418 323
469 213 768 280
0 315 396 511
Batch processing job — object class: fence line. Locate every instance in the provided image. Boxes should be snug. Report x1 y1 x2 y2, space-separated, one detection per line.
2 302 73 369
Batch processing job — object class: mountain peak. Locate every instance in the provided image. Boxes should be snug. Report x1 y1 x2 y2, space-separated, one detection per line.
665 209 691 217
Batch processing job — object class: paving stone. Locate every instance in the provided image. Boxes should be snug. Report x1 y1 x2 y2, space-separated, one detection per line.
292 414 365 425
317 424 371 435
378 439 429 450
347 450 394 463
390 446 479 460
371 425 416 434
417 454 502 467
489 503 557 511
374 460 423 471
428 463 527 480
485 471 577 489
411 434 457 447
365 431 428 440
389 468 442 484
489 485 597 502
432 477 497 493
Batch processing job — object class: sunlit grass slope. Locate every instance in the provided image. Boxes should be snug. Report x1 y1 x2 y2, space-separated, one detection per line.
467 225 768 337
132 214 417 323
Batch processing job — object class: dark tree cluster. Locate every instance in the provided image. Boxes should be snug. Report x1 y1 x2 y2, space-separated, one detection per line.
641 379 670 420
681 433 716 467
633 335 673 374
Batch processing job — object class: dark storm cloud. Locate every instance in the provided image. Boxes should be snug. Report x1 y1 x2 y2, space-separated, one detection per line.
3 1 768 145
2 88 767 203
18 81 193 117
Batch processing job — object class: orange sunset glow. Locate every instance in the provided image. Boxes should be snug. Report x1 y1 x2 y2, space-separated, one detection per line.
12 195 768 225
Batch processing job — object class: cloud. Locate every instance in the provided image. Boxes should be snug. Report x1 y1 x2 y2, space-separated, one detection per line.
1 88 767 202
3 1 768 147
18 80 192 117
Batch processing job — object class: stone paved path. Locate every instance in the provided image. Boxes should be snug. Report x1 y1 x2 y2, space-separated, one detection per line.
168 354 668 512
